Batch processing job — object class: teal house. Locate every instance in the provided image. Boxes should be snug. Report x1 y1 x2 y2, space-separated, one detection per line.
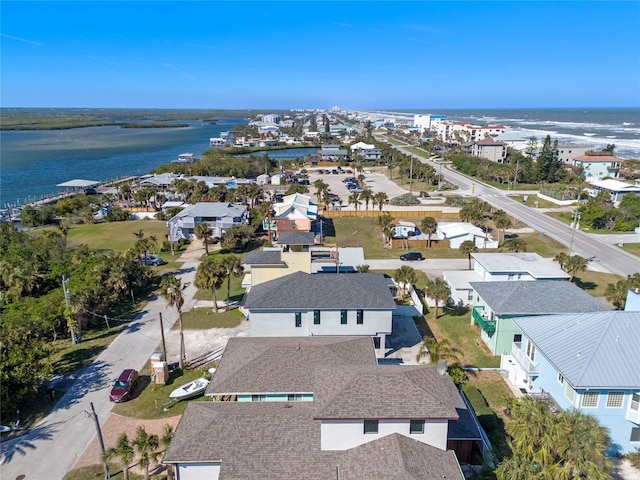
469 281 609 355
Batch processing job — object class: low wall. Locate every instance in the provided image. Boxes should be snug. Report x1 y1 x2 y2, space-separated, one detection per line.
537 192 578 206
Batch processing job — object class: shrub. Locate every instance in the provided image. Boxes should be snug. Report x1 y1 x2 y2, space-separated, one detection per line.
627 448 640 469
462 384 498 432
390 193 420 206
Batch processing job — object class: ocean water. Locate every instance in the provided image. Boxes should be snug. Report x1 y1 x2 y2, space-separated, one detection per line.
401 108 640 160
0 117 246 207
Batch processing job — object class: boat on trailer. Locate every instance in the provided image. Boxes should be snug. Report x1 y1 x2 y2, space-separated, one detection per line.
169 377 209 401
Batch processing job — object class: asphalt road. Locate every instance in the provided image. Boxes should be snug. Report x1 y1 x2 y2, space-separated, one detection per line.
0 256 201 480
392 143 640 277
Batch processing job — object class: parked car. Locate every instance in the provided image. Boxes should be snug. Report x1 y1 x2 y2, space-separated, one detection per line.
400 252 425 261
109 369 139 402
331 169 339 174
328 193 340 201
141 254 164 266
349 187 364 193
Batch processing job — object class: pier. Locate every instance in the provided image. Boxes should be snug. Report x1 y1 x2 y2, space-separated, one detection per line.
1 175 139 222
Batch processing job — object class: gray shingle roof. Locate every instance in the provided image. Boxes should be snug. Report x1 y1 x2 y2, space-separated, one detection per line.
241 250 284 265
469 281 609 315
514 312 640 388
242 272 396 310
277 231 316 245
163 403 464 480
207 337 377 396
314 365 461 420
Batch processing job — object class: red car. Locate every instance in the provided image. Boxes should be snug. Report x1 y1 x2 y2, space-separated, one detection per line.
109 369 138 402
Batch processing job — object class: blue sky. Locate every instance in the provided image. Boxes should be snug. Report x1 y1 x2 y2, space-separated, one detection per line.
2 1 639 109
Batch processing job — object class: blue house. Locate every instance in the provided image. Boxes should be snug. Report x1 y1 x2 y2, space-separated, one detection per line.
503 312 640 455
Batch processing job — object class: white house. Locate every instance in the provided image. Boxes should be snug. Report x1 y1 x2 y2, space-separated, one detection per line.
471 252 570 281
167 202 248 242
437 222 498 249
587 178 640 204
162 336 477 478
241 272 396 356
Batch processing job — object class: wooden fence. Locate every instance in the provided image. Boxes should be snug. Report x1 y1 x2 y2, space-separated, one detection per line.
390 238 450 249
324 209 459 220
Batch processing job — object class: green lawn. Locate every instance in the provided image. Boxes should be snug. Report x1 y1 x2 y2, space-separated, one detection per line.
181 308 245 329
66 219 170 252
425 308 500 368
620 243 640 257
111 364 216 419
572 270 625 299
508 194 566 209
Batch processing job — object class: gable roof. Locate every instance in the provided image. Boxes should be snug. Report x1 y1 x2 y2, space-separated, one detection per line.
314 365 461 420
514 312 640 388
208 336 377 396
471 253 570 279
163 403 464 480
470 281 609 315
439 222 487 240
243 272 396 310
273 193 318 221
241 250 285 266
277 231 316 245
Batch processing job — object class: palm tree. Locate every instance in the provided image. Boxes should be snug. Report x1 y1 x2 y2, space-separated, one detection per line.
373 191 389 211
425 277 451 320
393 265 417 300
313 179 329 204
503 237 527 252
420 216 438 248
160 424 175 480
565 254 588 282
194 257 225 313
360 189 373 210
348 192 361 212
415 337 458 364
493 210 511 244
132 426 160 480
355 264 370 272
459 240 478 270
605 280 629 310
160 275 189 369
194 222 214 256
103 433 134 480
222 255 243 312
554 252 570 271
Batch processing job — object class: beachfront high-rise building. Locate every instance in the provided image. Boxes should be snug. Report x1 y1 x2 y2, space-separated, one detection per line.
413 114 447 135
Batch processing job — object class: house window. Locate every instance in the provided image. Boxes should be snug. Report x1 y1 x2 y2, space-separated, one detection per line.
313 310 320 325
508 274 514 281
468 291 473 301
341 310 348 325
287 394 303 402
295 313 302 328
526 341 536 361
364 420 378 434
557 373 565 385
513 334 522 344
631 393 640 412
410 420 425 434
631 428 640 443
581 391 599 408
251 394 266 402
357 310 364 325
606 392 624 408
565 383 575 403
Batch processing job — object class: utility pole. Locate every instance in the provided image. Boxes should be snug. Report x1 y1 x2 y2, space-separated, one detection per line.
409 155 414 194
87 402 110 479
159 312 167 362
569 208 581 256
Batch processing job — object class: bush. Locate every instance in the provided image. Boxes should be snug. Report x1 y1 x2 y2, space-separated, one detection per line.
462 384 498 432
627 448 640 469
390 193 420 206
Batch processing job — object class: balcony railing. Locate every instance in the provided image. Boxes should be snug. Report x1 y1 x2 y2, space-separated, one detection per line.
472 307 496 333
511 342 540 375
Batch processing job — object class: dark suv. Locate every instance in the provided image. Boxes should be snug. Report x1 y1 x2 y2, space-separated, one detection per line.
400 252 424 261
109 369 138 402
